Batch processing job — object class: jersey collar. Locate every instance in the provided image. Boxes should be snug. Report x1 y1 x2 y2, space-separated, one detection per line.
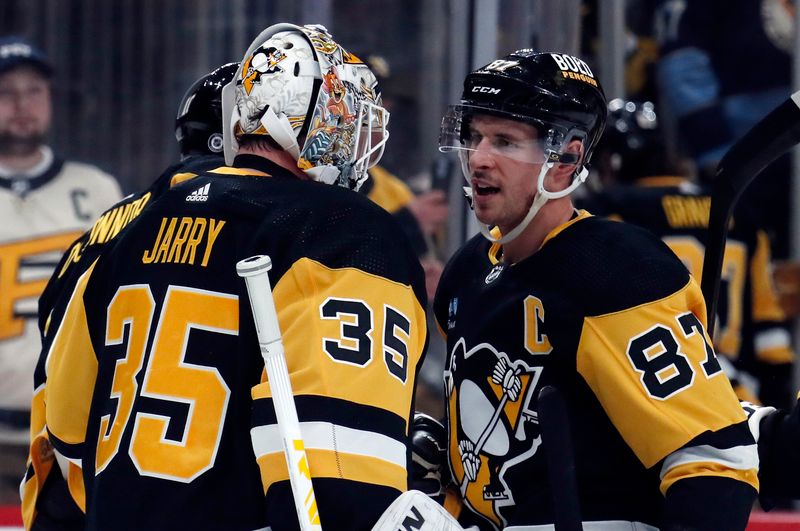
540 208 593 248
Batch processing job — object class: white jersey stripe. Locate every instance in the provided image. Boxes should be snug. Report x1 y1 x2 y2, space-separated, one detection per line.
660 443 758 480
754 328 791 352
251 421 407 468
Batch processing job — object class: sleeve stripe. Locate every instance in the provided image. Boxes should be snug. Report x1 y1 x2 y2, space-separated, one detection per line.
660 443 758 480
253 394 408 445
754 328 791 353
251 421 407 469
256 449 407 493
46 428 84 465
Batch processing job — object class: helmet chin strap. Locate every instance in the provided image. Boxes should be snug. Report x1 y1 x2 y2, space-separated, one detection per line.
476 160 589 245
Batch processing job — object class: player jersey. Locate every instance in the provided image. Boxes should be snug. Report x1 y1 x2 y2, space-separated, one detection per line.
43 155 427 531
21 154 222 530
0 152 121 427
433 210 757 530
583 177 793 388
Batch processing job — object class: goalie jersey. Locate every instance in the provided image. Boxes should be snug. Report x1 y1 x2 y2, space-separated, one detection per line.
583 177 793 406
43 155 427 531
433 211 757 530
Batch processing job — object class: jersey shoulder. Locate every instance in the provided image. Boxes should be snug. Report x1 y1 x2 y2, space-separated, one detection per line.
139 169 426 299
546 215 692 316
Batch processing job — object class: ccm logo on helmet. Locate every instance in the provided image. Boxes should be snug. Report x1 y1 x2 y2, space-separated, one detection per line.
472 86 501 94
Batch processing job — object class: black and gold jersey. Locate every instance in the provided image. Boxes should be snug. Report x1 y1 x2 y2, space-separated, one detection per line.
582 177 793 403
43 155 427 531
22 154 223 530
433 211 757 530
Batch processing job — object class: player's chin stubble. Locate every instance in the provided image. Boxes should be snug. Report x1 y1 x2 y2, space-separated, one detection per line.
0 132 47 156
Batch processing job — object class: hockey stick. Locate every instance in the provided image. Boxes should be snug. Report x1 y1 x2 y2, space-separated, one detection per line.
701 91 800 335
237 255 322 531
537 385 583 531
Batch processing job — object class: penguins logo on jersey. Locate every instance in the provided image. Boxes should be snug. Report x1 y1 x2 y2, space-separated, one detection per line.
485 264 504 284
445 338 544 529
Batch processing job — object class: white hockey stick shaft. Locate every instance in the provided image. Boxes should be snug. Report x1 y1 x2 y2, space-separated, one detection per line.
237 255 322 531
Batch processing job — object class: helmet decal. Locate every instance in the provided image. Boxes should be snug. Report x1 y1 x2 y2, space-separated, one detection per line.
224 23 389 191
241 47 287 95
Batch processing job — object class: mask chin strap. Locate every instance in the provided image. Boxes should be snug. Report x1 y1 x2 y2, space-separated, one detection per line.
477 159 589 245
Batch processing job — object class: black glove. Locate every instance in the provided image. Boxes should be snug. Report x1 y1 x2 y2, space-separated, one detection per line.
758 394 800 507
410 412 449 501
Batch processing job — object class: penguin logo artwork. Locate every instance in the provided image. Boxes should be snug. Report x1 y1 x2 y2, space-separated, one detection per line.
485 264 504 284
446 338 545 530
241 47 286 94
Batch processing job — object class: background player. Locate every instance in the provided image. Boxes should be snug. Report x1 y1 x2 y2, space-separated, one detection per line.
583 99 794 409
0 35 122 503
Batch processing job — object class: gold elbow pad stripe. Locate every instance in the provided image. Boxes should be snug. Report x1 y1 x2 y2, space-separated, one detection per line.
252 422 407 493
659 444 759 495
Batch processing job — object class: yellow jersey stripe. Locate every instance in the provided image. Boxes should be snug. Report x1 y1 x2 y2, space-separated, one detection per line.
45 261 99 445
754 328 793 363
169 172 198 187
660 459 758 495
208 166 269 176
256 448 407 493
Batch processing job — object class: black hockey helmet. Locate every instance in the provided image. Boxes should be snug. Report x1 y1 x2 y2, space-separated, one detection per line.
598 98 681 182
175 62 239 158
440 50 607 168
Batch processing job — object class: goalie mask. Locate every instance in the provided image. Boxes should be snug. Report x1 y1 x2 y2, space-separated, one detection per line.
439 50 606 243
222 23 389 191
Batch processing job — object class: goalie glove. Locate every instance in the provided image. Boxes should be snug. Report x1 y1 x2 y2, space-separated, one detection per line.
411 412 450 500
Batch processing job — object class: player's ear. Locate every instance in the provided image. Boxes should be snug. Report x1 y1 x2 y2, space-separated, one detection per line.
551 139 584 187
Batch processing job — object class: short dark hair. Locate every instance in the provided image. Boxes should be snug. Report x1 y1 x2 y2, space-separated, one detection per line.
238 134 284 152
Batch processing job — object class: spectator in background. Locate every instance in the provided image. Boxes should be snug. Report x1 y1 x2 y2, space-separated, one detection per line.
0 36 121 502
358 52 449 302
583 99 795 410
657 0 794 257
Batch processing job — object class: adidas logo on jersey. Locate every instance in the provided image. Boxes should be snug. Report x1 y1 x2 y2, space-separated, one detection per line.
186 183 210 202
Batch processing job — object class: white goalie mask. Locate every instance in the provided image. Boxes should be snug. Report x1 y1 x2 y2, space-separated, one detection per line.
222 23 389 191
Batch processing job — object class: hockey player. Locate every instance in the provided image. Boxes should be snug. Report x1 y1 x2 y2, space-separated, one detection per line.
41 24 427 531
433 50 757 530
20 63 238 530
583 99 794 409
0 36 121 489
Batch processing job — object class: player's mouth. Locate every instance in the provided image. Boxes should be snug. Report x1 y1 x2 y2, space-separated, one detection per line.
473 183 500 196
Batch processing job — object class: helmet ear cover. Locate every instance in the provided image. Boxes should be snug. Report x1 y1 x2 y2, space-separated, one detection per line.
175 62 239 158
